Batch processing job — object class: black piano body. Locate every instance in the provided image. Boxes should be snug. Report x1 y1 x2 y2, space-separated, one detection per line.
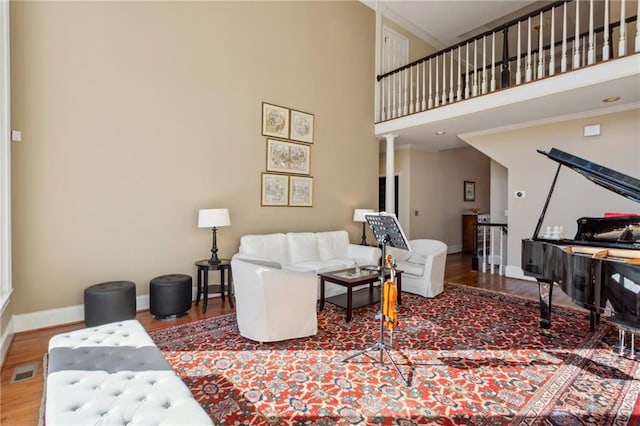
521 148 640 334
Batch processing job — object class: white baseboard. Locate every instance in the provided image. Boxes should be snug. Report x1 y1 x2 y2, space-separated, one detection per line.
12 294 151 333
447 244 462 253
0 316 14 368
505 265 535 281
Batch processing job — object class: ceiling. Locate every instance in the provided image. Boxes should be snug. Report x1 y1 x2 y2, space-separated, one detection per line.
362 1 640 151
362 0 541 49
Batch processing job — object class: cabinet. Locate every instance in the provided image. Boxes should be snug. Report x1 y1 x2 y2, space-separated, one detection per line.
462 214 490 252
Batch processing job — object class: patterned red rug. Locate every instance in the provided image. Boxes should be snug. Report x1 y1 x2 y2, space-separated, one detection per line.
150 284 640 425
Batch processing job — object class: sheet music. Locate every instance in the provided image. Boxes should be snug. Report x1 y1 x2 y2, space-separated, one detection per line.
364 212 410 251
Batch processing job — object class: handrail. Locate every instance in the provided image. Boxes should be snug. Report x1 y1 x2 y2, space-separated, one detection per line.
377 3 638 81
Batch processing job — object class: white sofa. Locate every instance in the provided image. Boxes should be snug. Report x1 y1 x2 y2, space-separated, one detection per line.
390 239 448 298
231 257 318 342
232 230 381 298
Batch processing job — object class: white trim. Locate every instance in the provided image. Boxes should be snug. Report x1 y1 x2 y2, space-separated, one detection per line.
505 265 535 281
0 315 13 368
0 0 12 319
12 294 150 333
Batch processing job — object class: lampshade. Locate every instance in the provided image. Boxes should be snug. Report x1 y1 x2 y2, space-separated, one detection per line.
198 208 230 228
353 209 374 223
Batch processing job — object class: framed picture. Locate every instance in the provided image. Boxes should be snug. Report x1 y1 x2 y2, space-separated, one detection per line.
261 173 289 206
289 176 313 207
464 181 475 202
266 138 310 175
262 102 290 139
290 109 314 143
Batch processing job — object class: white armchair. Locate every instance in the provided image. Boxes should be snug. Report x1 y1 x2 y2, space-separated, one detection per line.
231 258 318 342
394 239 448 298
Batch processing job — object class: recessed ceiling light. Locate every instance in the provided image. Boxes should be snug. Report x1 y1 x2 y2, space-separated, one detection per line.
435 131 446 135
602 96 621 103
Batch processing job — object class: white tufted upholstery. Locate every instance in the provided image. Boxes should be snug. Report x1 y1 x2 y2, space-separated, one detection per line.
46 320 213 426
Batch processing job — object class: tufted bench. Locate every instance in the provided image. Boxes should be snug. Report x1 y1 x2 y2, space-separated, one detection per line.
45 319 213 425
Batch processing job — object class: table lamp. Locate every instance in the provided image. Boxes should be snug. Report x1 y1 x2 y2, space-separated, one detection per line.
198 208 231 264
353 209 374 245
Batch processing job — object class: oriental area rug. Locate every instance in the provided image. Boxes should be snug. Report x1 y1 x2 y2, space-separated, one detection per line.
150 284 640 425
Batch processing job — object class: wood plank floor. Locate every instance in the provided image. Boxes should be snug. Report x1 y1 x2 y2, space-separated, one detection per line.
0 253 573 425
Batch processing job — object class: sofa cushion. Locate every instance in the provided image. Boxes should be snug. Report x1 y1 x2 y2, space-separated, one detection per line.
396 261 424 277
239 233 290 266
283 259 350 273
287 233 319 265
316 231 349 260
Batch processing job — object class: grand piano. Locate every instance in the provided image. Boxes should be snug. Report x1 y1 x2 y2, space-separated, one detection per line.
521 148 640 356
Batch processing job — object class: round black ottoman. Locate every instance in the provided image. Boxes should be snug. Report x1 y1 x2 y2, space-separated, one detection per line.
84 281 136 327
149 274 192 319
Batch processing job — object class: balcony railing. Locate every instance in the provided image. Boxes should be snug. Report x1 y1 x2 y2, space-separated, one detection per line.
472 222 508 275
376 0 639 123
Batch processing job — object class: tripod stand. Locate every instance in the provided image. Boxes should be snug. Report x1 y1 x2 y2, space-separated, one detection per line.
342 213 409 386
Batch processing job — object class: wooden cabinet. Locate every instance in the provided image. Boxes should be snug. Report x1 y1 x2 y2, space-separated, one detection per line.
462 214 477 252
462 214 490 252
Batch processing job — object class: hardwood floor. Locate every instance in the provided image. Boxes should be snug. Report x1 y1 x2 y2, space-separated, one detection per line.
0 253 571 425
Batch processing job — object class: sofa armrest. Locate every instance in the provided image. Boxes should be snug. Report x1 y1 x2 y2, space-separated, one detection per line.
347 244 381 264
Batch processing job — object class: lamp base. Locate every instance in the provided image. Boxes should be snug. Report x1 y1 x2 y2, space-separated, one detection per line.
208 257 222 264
360 222 368 246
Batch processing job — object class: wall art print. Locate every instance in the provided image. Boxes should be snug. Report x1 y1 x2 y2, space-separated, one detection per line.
262 102 290 139
289 176 313 207
261 173 289 206
266 138 310 175
290 109 314 143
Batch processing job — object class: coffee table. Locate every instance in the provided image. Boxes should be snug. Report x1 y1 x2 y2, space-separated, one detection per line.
318 266 402 322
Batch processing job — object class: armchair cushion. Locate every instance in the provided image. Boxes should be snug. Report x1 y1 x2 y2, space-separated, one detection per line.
397 239 448 298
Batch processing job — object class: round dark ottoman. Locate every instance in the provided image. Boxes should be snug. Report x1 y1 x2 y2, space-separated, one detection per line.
149 274 192 319
84 281 136 327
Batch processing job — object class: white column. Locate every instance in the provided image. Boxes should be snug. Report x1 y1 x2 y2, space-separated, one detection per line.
0 0 12 313
384 134 396 215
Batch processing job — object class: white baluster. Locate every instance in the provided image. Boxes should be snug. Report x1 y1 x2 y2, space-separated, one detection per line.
409 67 414 114
582 35 586 66
619 0 627 56
396 71 402 118
428 59 433 109
402 69 408 115
481 36 487 94
415 64 420 113
457 47 462 100
587 0 595 64
526 17 532 82
482 226 487 273
491 32 496 92
473 39 478 96
441 52 447 105
449 50 454 102
537 12 544 79
499 228 504 275
516 21 522 84
465 43 470 98
603 0 610 60
561 2 568 72
434 56 440 106
421 60 426 111
490 227 496 274
391 74 396 119
381 77 386 121
573 0 580 69
636 0 640 52
387 74 392 119
549 7 556 76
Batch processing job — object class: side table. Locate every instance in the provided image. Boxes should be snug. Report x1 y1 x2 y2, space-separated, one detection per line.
195 259 234 313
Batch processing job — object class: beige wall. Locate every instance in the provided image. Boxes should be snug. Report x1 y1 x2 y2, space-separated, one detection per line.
380 145 490 248
10 1 377 314
464 108 640 270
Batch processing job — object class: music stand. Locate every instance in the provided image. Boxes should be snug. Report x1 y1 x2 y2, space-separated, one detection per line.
342 212 410 386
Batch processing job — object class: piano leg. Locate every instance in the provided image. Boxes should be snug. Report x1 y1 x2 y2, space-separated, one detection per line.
538 279 553 330
588 311 600 332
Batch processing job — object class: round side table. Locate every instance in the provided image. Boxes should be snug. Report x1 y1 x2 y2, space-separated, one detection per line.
195 259 234 313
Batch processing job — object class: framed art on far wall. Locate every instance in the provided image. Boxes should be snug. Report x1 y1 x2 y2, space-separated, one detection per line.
262 102 290 139
266 138 310 175
290 109 314 143
261 173 289 206
464 180 475 202
289 176 313 207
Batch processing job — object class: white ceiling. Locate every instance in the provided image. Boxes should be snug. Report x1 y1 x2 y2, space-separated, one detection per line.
362 0 541 49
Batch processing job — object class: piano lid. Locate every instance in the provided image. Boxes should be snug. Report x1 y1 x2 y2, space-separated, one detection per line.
539 148 640 204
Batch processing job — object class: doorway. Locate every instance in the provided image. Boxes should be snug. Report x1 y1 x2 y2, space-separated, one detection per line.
379 176 399 216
